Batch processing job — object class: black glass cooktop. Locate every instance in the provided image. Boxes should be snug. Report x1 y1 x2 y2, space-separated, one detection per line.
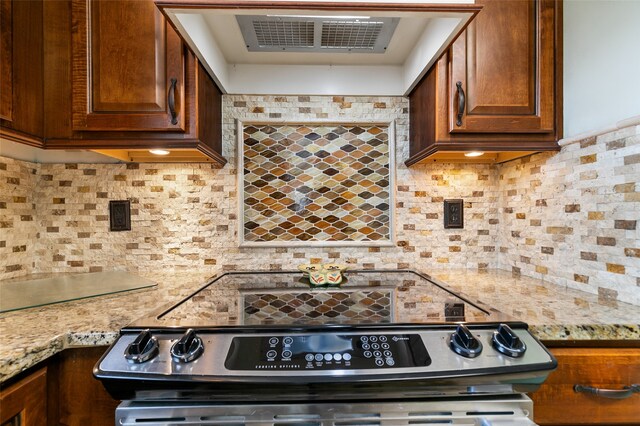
128 270 513 329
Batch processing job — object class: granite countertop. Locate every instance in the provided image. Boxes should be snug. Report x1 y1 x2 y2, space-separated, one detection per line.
428 270 640 341
0 270 218 384
1 268 639 384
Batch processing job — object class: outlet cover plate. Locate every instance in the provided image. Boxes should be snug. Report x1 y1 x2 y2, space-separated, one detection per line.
109 200 131 232
444 199 463 229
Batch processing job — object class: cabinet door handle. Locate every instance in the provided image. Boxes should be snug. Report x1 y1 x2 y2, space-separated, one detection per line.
455 81 465 126
574 384 640 399
168 78 178 125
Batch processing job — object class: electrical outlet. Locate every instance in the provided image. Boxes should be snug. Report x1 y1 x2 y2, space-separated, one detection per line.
444 199 463 229
109 200 131 232
444 302 465 321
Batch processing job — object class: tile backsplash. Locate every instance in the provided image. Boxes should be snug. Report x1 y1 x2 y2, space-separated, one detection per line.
0 95 638 305
242 123 391 244
0 159 39 276
497 125 640 305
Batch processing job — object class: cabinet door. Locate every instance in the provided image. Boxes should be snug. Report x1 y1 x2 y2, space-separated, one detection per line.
531 347 640 425
449 0 556 134
0 0 12 122
71 0 185 132
0 0 44 145
0 368 47 426
55 348 119 426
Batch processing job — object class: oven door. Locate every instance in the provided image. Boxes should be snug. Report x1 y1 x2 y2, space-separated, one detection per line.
115 396 537 425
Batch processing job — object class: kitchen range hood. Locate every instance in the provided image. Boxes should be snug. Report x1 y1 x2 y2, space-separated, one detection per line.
155 1 481 96
236 15 400 54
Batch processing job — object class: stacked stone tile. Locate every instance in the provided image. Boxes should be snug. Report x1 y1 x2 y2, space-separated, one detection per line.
497 125 640 305
0 95 638 305
0 159 39 278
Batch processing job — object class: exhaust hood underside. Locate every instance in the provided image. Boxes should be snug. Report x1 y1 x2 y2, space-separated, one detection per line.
157 1 481 96
237 15 399 53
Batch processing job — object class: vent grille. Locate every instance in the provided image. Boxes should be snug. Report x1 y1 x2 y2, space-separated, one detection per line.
253 20 315 48
321 21 384 49
237 16 399 53
117 398 535 425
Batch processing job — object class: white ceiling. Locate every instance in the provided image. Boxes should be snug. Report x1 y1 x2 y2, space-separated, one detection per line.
203 12 430 66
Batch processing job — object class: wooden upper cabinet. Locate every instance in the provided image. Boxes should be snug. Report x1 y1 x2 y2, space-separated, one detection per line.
1 0 225 164
0 0 44 146
71 0 185 132
406 0 562 166
450 0 555 134
0 0 12 123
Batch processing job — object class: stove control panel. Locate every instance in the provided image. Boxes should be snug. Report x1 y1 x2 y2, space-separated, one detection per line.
224 334 431 370
96 325 556 383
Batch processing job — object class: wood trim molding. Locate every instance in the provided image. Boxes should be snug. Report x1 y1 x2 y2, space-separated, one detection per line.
155 0 483 14
0 128 45 148
405 141 560 167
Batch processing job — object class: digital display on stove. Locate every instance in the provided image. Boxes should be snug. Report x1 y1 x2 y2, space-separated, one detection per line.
289 335 354 355
224 333 431 371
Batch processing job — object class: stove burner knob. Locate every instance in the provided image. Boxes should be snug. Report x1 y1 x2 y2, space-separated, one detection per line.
492 324 527 358
449 325 483 358
170 329 204 363
124 329 159 363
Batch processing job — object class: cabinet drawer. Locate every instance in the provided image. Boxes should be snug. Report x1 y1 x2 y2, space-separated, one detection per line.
0 367 47 425
531 348 640 425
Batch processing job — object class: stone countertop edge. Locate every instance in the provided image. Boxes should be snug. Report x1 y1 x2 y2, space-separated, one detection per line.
1 268 639 384
426 270 640 343
0 270 220 384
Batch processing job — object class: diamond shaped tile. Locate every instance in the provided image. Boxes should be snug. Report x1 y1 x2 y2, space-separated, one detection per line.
243 124 390 243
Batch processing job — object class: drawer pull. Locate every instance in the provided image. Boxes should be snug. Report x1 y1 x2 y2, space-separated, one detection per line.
455 81 465 126
168 78 178 125
574 384 640 399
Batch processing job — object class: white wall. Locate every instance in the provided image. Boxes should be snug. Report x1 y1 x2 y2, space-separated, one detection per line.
564 0 640 137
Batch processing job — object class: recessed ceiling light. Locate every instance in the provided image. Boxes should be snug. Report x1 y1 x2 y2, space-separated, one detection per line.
149 149 170 156
464 151 484 157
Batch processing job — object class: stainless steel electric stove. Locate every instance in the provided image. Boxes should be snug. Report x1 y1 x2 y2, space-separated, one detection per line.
95 270 557 425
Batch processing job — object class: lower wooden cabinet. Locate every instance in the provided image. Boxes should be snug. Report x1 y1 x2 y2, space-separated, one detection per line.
0 348 118 426
52 347 119 426
531 347 640 425
0 368 47 426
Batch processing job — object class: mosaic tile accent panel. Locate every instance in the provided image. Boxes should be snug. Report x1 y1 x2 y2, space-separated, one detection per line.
243 290 392 325
242 124 391 244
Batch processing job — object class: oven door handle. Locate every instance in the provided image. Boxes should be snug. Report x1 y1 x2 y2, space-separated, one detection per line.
574 384 640 399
